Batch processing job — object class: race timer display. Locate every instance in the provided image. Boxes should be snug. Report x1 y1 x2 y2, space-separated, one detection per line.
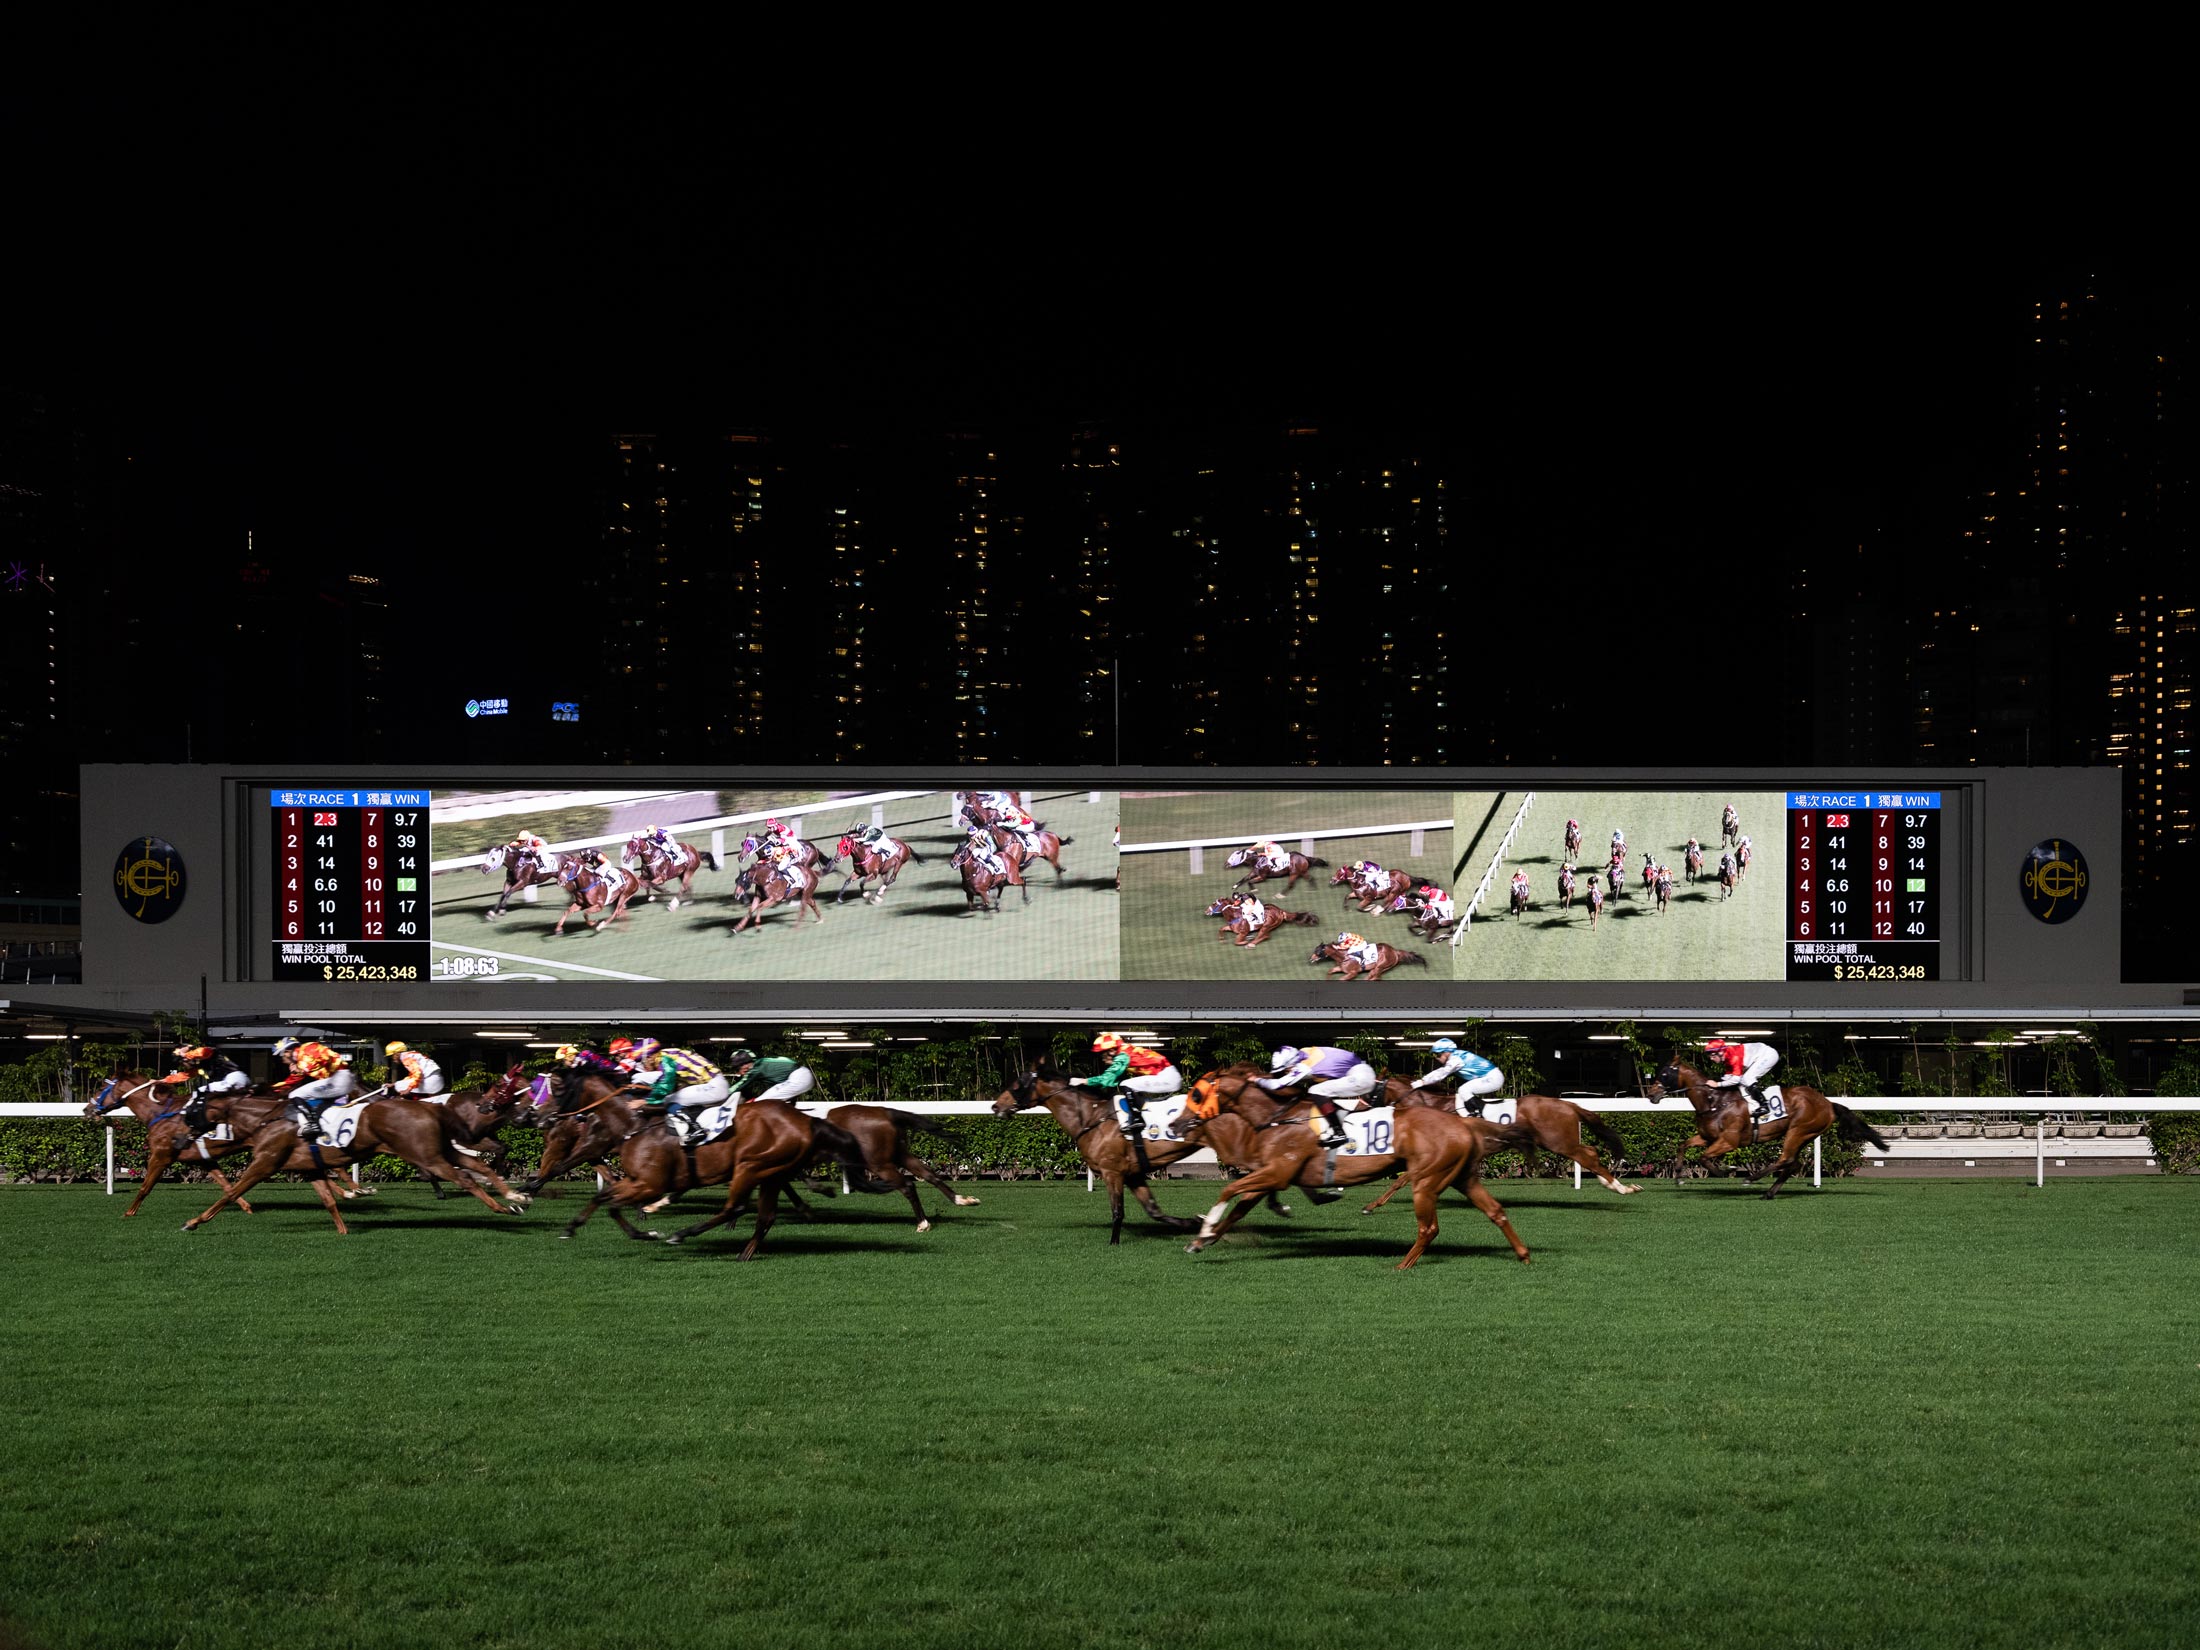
1785 791 1940 981
272 791 430 980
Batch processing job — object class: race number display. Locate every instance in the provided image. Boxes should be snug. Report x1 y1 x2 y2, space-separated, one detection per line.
271 790 431 980
1785 791 1940 981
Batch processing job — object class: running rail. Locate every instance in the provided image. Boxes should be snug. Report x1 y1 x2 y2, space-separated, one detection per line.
1453 791 1536 945
1121 820 1453 876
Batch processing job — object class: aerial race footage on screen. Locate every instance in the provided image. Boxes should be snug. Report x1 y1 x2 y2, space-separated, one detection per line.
266 782 1945 985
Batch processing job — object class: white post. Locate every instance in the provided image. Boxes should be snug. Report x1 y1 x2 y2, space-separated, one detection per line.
105 1128 115 1195
2037 1116 2045 1187
841 1171 852 1195
872 803 885 828
351 1164 361 1187
1087 1167 1096 1193
1300 837 1315 856
596 1170 608 1191
522 885 538 903
1573 1160 1581 1190
1188 846 1203 875
1411 828 1425 856
1812 1136 1822 1188
712 827 727 865
1089 790 1102 805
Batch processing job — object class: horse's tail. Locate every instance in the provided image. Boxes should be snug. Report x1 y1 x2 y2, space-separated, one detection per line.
1287 909 1318 925
1401 949 1429 968
1055 835 1074 847
1574 1105 1627 1162
805 1118 903 1196
1831 1102 1888 1152
903 844 926 864
1306 855 1330 868
876 1108 942 1136
703 850 722 873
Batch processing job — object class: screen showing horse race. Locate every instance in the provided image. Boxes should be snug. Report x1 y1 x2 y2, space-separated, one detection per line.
255 781 1952 986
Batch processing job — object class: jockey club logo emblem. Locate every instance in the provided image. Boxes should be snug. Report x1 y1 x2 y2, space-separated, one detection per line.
2019 838 2088 924
114 836 187 924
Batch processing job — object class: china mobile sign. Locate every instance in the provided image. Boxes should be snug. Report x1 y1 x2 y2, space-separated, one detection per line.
463 697 510 718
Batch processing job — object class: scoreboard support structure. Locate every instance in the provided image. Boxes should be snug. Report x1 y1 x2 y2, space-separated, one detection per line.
273 790 432 981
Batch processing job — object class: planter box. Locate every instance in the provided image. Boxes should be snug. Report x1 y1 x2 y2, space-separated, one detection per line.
2057 1121 2103 1137
1876 1124 1908 1139
1905 1123 1945 1138
1944 1123 1980 1138
2101 1123 2145 1139
1981 1123 2024 1138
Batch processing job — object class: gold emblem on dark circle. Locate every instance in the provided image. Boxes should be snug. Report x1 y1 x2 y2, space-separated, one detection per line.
116 837 183 918
2021 839 2087 923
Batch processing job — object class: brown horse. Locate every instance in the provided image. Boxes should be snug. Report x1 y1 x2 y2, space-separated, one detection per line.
1684 839 1705 883
552 856 641 934
1205 892 1318 946
1557 863 1577 911
1643 1060 1888 1198
1333 861 1413 913
977 818 1073 889
1735 839 1754 879
88 1070 283 1217
1653 868 1674 914
990 1066 1203 1243
1721 805 1740 848
951 840 1022 913
1717 853 1737 900
182 1089 532 1233
1587 880 1605 927
621 833 714 909
1172 1069 1530 1269
1310 938 1427 981
1564 818 1583 860
730 859 825 930
479 842 571 921
831 830 924 904
1226 846 1329 896
1361 1073 1638 1205
1509 877 1531 918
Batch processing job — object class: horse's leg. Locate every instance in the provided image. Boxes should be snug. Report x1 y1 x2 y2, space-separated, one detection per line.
735 1182 782 1261
1456 1174 1530 1265
1362 1170 1412 1213
122 1134 183 1217
903 1151 979 1206
666 1166 763 1244
204 1163 259 1214
306 1174 351 1235
1561 1128 1636 1194
1126 1175 1195 1230
182 1135 295 1230
1761 1130 1812 1200
1106 1169 1126 1244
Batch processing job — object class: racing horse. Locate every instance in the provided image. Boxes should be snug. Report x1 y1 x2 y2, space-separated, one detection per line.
1360 1073 1639 1203
1391 889 1457 941
737 831 833 874
182 1090 532 1234
1721 804 1741 848
1643 1060 1888 1199
621 833 715 909
1557 863 1577 911
989 1065 1204 1244
1587 880 1605 927
1332 861 1414 913
1563 818 1583 860
1310 938 1428 981
950 837 1023 912
1717 852 1738 900
960 804 1073 886
1735 838 1754 879
1204 892 1317 946
1653 866 1674 914
829 829 924 904
729 859 825 931
480 842 564 921
1685 839 1706 882
1225 846 1330 896
551 856 642 935
1509 877 1531 918
1171 1067 1530 1269
88 1069 285 1218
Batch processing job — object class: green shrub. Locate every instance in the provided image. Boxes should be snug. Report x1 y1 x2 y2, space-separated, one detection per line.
2146 1115 2200 1175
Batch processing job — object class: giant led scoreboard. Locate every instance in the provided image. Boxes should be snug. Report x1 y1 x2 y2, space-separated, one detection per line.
272 790 431 980
1784 789 1941 981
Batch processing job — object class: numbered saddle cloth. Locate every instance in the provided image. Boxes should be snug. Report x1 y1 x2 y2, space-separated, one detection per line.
191 1121 235 1160
316 1101 372 1146
1345 940 1382 967
1138 1097 1188 1140
1756 1086 1787 1122
1311 1106 1398 1156
689 1100 741 1143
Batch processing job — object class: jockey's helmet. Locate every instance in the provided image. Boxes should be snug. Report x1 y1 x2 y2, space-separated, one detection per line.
1093 1032 1126 1054
272 1036 302 1058
1270 1046 1303 1073
384 1041 408 1056
607 1037 635 1057
724 1047 756 1068
555 1044 580 1064
1430 1039 1459 1057
625 1037 662 1064
1704 1038 1730 1055
174 1045 212 1064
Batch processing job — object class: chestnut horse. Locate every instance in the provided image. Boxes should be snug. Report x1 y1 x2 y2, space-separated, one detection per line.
480 842 564 920
1172 1069 1530 1269
730 860 824 930
1643 1060 1888 1198
950 842 1021 913
961 805 1073 888
1361 1074 1638 1206
552 857 641 935
830 831 924 904
1310 938 1427 981
1684 840 1705 883
88 1070 283 1217
1333 861 1413 913
621 833 714 908
1564 818 1583 860
182 1090 532 1234
1226 846 1329 896
1557 863 1577 911
1204 892 1317 946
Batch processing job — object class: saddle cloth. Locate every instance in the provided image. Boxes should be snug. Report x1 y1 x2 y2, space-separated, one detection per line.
689 1100 740 1142
1345 941 1381 967
1307 1105 1397 1156
1756 1085 1787 1122
316 1101 372 1146
1138 1096 1188 1140
192 1121 235 1160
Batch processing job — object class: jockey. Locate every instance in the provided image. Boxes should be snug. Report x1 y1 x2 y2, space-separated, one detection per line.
1705 1037 1779 1120
1073 1032 1181 1137
606 1036 648 1075
1250 837 1290 872
1237 892 1269 930
164 1043 250 1134
725 1047 816 1105
384 1040 446 1098
644 824 680 859
1334 929 1381 967
272 1037 355 1142
624 1039 727 1145
964 825 1008 875
510 830 551 869
1737 833 1752 858
1610 827 1626 855
1413 1037 1504 1114
1258 1044 1377 1148
1510 869 1530 902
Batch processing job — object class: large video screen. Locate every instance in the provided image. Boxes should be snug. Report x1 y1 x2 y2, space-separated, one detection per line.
260 782 1945 985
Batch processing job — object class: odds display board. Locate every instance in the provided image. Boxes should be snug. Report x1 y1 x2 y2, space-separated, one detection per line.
243 781 1960 989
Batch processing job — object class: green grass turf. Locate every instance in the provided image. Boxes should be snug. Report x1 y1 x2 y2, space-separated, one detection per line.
1121 792 1453 983
4 1176 2193 1650
427 789 1119 982
1455 790 1787 982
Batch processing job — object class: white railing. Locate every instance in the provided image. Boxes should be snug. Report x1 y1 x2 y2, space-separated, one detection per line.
1121 820 1453 877
429 789 709 824
1453 791 1535 944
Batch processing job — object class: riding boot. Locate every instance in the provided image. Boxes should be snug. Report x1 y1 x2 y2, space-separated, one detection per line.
1317 1104 1348 1149
291 1102 321 1141
1118 1106 1143 1140
1745 1084 1769 1120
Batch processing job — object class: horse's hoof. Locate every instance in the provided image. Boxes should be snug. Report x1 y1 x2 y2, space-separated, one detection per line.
916 1220 932 1233
181 1220 197 1232
953 1195 981 1206
663 1235 682 1245
558 1232 572 1240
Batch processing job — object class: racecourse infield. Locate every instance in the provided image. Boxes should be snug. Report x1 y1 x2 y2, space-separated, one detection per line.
4 1176 2194 1650
429 789 1119 982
